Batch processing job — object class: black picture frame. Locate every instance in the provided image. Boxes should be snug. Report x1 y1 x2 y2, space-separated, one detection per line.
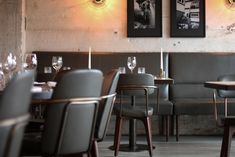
127 0 162 37
171 0 205 37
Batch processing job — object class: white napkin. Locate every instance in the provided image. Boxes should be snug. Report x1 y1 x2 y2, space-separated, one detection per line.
31 86 43 92
47 81 57 88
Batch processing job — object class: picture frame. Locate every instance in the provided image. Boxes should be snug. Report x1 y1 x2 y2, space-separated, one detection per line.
170 0 205 37
127 0 162 37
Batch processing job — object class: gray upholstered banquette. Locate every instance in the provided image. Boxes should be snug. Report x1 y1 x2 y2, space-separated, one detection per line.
169 53 235 115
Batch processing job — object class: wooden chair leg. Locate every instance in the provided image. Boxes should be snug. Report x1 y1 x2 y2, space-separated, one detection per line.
220 125 235 157
165 116 169 142
170 115 175 136
114 117 123 157
176 115 179 142
90 140 99 157
143 117 153 157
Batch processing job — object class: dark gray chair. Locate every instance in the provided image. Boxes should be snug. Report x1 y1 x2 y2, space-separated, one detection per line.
21 69 103 157
91 69 120 157
0 70 35 157
113 74 156 157
215 74 235 157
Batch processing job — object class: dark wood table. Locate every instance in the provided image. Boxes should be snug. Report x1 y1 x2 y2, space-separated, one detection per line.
204 81 235 157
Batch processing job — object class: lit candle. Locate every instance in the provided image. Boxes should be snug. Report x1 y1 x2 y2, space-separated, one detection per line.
88 47 91 69
160 48 163 70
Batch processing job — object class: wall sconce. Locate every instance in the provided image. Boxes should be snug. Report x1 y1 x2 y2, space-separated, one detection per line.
228 0 235 7
93 0 105 5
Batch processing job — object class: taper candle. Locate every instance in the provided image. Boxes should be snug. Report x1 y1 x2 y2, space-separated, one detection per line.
160 48 163 70
88 47 91 69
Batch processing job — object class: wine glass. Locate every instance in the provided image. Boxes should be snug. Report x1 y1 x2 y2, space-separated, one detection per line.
3 53 17 81
23 53 37 70
52 56 63 73
127 56 136 73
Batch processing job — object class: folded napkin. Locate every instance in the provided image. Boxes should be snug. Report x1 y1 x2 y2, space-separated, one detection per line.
31 86 43 93
47 81 57 88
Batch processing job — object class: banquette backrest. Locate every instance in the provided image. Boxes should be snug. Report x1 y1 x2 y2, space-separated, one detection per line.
169 53 235 115
34 51 170 101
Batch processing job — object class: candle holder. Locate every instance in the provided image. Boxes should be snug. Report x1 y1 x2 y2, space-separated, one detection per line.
159 68 165 78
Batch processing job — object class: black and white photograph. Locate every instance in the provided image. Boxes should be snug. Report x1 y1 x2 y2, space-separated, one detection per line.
176 0 200 30
134 0 156 29
127 0 162 37
171 0 205 37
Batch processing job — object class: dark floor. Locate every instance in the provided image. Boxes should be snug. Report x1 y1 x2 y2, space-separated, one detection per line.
98 135 235 157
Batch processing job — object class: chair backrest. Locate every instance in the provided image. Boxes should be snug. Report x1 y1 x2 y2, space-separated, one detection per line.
0 70 35 157
41 69 103 155
117 74 155 96
217 74 235 98
53 69 71 82
95 69 120 141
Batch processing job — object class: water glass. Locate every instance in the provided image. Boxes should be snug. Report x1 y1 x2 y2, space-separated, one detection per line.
118 67 126 74
0 64 5 90
138 67 146 74
44 66 52 73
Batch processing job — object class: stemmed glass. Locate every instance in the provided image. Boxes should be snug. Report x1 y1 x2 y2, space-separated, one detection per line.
3 53 17 81
52 56 63 73
127 56 136 73
23 53 37 70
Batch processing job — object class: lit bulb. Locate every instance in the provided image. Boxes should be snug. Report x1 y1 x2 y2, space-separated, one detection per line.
93 0 105 4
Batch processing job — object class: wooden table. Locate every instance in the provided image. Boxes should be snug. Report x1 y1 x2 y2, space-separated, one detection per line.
204 81 235 157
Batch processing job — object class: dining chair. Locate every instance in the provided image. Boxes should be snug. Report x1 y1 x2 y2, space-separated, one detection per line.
0 70 35 157
215 74 235 157
113 73 156 157
21 69 103 157
91 69 120 157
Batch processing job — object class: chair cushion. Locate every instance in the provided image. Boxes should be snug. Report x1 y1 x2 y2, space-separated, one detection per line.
114 105 153 118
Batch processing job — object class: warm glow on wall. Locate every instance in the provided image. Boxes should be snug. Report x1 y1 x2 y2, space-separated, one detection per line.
207 0 235 27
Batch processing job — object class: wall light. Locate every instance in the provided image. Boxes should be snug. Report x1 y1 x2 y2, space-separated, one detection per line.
93 0 105 5
228 0 235 7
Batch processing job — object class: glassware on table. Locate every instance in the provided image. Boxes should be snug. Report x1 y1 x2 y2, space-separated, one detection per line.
138 67 145 74
0 63 5 90
23 53 37 70
44 66 52 73
3 53 17 81
127 56 136 73
118 67 126 74
52 56 63 73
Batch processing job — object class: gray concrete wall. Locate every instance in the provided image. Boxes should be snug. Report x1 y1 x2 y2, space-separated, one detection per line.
25 0 235 53
0 0 24 62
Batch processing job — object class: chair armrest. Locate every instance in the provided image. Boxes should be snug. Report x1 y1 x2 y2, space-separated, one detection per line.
0 114 30 127
32 97 102 105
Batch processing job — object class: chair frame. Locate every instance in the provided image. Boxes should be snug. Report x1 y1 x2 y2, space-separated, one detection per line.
114 84 157 157
0 114 30 157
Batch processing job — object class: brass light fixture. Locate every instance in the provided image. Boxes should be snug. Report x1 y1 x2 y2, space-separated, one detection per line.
93 0 105 5
228 0 235 6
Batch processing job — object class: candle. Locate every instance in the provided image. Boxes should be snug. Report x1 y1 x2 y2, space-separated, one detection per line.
160 48 163 70
88 47 91 69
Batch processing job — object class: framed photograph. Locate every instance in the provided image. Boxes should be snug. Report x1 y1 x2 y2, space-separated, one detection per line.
127 0 162 37
171 0 205 37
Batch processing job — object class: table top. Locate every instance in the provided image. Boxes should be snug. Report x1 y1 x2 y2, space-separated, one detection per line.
154 78 174 84
204 81 235 90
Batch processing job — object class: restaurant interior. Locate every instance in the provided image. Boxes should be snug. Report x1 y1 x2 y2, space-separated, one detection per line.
1 0 235 157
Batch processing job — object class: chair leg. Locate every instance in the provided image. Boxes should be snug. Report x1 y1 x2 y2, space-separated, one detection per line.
165 116 169 142
143 117 153 157
176 115 179 142
220 125 235 157
91 140 99 157
114 117 123 157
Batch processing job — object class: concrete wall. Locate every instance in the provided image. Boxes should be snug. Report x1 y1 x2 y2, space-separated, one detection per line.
0 0 24 62
25 0 235 53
